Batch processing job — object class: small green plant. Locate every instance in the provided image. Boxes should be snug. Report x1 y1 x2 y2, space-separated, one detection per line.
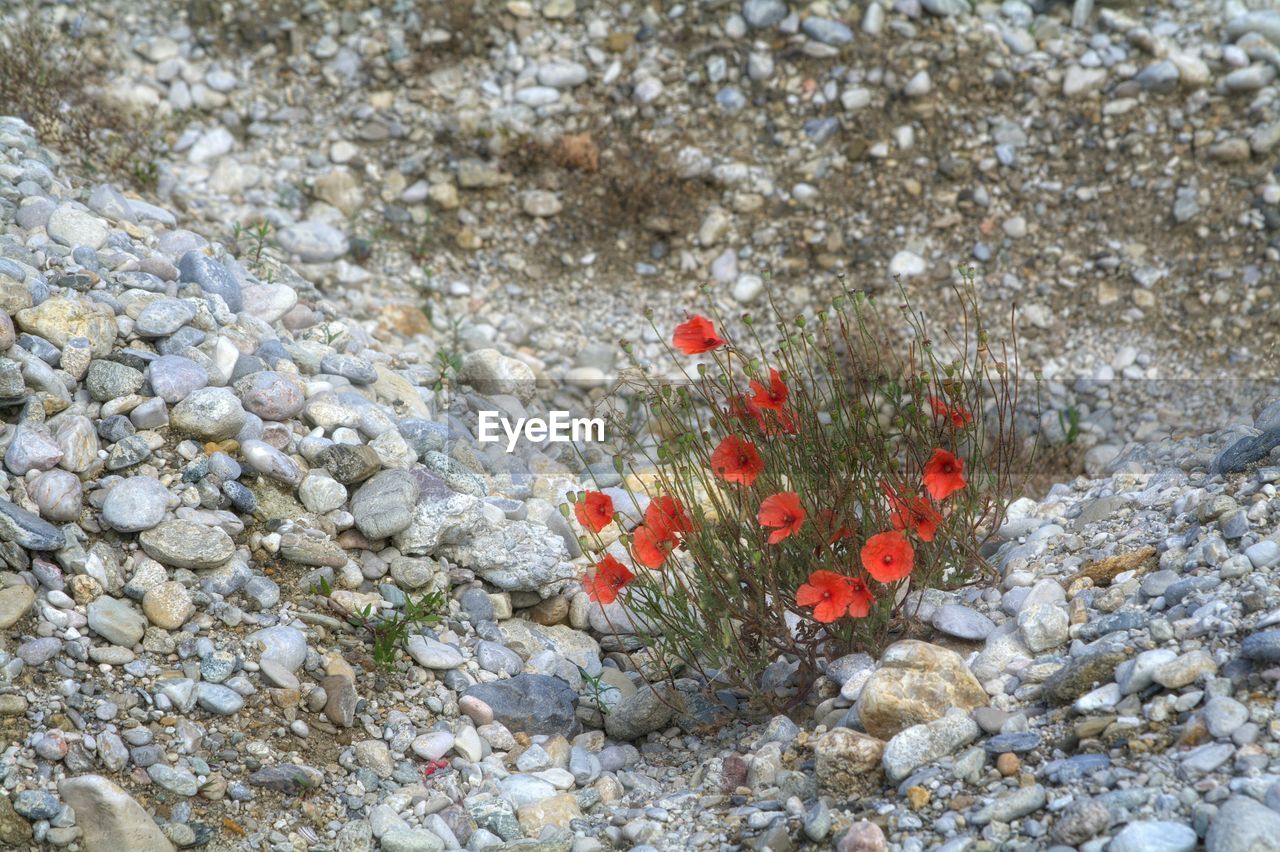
576 665 613 716
312 578 444 671
1057 406 1081 445
232 220 274 270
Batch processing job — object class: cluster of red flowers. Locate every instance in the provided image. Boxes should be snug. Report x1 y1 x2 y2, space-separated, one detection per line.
578 315 972 623
577 489 694 605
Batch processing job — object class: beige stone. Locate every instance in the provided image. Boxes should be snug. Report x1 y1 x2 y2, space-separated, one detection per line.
517 793 581 834
59 775 174 852
814 728 885 791
16 298 116 356
854 640 988 740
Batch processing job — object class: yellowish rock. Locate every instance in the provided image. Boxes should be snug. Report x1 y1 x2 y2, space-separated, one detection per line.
517 793 581 834
16 297 116 356
855 640 988 740
814 728 885 791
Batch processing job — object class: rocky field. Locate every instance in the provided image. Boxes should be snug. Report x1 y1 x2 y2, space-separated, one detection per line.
2 0 1280 851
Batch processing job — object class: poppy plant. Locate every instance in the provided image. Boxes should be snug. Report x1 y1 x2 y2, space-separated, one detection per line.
584 554 634 604
645 494 693 537
574 490 614 534
923 448 967 501
861 530 915 583
928 395 973 429
796 570 855 623
758 491 806 544
672 315 726 355
883 482 942 542
814 509 853 547
632 524 677 568
846 577 875 618
710 435 764 485
749 368 789 411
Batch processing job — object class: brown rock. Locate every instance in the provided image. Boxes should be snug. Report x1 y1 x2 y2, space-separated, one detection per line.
854 640 988 739
814 728 885 791
528 595 569 625
322 674 357 727
906 786 931 809
997 752 1020 776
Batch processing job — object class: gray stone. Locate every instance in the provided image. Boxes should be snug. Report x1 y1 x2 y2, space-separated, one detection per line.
931 604 995 641
604 683 674 741
148 356 208 403
196 682 245 715
743 0 788 29
277 220 349 263
177 252 242 311
135 299 197 337
101 476 170 532
0 498 66 550
1242 629 1280 662
351 470 420 540
971 784 1047 826
1205 796 1280 851
88 596 147 646
1110 821 1197 852
87 360 144 401
171 387 246 441
1202 696 1249 738
139 520 235 570
462 674 578 737
147 764 198 796
882 712 979 782
801 17 853 45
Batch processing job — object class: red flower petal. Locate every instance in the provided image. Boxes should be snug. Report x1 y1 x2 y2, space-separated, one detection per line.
847 577 875 618
749 368 789 412
645 495 692 538
710 435 764 486
758 491 806 544
574 491 615 534
632 524 676 568
672 315 726 355
923 448 966 501
861 530 915 583
929 395 973 429
585 554 634 604
883 481 942 543
796 570 854 623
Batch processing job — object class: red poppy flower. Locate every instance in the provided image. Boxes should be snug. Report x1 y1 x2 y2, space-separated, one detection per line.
861 530 915 583
847 577 875 618
731 394 798 436
673 315 725 355
758 491 806 544
574 490 614 534
584 554 634 604
749 368 789 411
632 524 677 568
796 570 854 623
883 482 942 542
645 495 693 538
929 395 973 429
923 448 966 501
710 435 764 485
